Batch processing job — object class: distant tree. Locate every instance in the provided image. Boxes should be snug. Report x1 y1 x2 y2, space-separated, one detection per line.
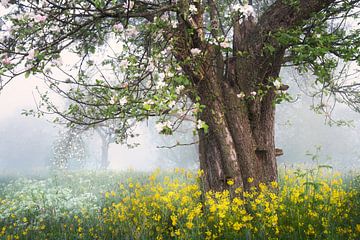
1 0 360 190
51 129 87 169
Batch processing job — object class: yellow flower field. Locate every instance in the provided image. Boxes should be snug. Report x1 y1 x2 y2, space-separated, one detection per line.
0 168 359 239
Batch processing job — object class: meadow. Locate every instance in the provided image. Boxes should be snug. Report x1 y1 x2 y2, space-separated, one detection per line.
0 167 359 240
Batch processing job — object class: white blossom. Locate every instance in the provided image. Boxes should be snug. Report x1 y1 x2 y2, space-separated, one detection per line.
2 56 11 65
158 72 165 81
189 4 198 14
175 85 185 94
1 0 9 7
125 25 138 38
109 96 117 104
190 48 201 56
27 49 35 60
250 91 257 96
220 41 230 48
197 119 205 129
147 60 155 72
273 79 281 89
155 121 171 133
144 99 155 106
232 3 242 12
123 0 134 10
119 96 127 106
156 80 166 89
241 4 256 19
172 21 178 28
120 59 129 68
113 23 124 32
237 92 245 99
168 100 176 108
34 14 47 23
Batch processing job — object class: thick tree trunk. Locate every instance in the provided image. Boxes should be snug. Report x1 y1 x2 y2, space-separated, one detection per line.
196 45 281 191
100 140 110 169
198 77 278 191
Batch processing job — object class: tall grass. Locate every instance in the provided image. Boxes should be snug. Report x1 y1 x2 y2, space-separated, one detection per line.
0 168 359 239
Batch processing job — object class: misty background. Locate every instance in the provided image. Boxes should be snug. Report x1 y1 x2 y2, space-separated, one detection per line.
1 66 360 175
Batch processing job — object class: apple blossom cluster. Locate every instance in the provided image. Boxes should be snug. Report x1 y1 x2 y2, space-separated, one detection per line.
232 3 256 21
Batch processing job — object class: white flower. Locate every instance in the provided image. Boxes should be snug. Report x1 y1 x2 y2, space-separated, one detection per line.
168 101 176 108
147 61 155 72
120 59 129 68
189 4 198 14
158 72 165 81
123 0 134 10
175 85 185 94
121 82 129 88
250 91 257 96
167 72 174 78
1 0 9 7
113 23 124 32
220 41 230 48
155 121 171 133
119 96 127 106
34 14 47 23
241 4 256 18
190 48 201 56
144 99 155 106
197 119 205 129
156 80 166 89
2 56 11 65
27 49 35 60
232 3 242 12
125 25 138 38
237 92 245 99
109 96 117 104
273 79 281 89
172 21 178 28
50 25 61 32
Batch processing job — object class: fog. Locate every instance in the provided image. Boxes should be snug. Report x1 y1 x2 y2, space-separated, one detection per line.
1 67 359 175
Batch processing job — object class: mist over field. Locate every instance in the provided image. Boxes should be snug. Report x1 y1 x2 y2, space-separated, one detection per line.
1 68 359 175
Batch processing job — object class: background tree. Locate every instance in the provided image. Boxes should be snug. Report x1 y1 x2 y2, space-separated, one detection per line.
1 0 360 191
51 128 88 169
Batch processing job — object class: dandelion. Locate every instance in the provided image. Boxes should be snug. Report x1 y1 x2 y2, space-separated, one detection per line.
227 179 235 186
233 222 243 231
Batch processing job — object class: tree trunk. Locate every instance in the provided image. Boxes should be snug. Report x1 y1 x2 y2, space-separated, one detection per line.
100 138 110 169
196 44 281 191
197 76 278 191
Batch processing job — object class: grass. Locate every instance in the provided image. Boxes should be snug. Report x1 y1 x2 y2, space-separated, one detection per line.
0 168 359 239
